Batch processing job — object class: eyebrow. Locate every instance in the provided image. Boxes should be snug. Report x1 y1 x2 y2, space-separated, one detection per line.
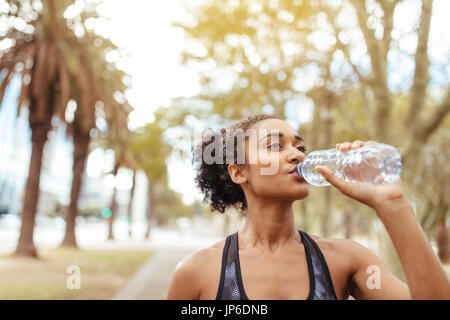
259 132 304 143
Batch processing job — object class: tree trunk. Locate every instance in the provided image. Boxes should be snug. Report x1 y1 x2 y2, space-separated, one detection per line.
107 162 120 240
14 120 51 258
320 95 335 238
61 128 90 248
403 0 433 129
321 187 332 238
127 169 136 238
435 199 449 264
436 221 449 264
145 181 154 239
342 0 449 281
350 0 392 142
343 205 354 239
309 99 322 151
299 198 310 232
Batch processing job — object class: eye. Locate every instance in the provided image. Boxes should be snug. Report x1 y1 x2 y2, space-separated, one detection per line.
269 142 281 150
269 143 306 153
297 145 307 153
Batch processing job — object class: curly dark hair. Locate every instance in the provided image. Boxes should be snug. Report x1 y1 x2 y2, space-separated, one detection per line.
193 113 283 214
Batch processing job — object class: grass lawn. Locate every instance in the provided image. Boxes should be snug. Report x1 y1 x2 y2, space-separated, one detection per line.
0 248 154 299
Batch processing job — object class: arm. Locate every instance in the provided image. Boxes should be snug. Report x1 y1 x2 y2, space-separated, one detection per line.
344 239 411 300
372 197 450 299
317 140 450 300
347 198 450 300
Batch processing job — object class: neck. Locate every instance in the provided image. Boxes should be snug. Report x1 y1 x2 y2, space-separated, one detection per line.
239 199 301 252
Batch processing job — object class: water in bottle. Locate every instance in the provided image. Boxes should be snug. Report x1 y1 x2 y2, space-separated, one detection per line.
296 143 402 186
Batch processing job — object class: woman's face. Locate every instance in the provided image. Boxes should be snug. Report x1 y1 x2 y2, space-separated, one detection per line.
235 118 311 201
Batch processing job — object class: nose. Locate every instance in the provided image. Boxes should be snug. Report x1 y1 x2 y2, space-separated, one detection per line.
287 146 305 164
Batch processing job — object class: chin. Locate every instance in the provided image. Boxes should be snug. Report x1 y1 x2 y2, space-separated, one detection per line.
283 188 310 201
294 187 311 199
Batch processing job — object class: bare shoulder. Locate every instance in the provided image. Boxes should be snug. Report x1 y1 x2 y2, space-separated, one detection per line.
308 233 370 255
167 238 226 299
299 232 412 300
186 239 224 262
174 238 226 277
306 233 375 273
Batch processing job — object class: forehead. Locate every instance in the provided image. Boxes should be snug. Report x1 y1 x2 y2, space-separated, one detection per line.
248 118 299 139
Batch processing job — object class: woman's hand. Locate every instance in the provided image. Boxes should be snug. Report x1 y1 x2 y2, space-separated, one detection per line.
314 140 407 211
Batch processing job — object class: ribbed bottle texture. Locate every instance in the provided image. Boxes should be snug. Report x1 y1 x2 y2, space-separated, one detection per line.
296 143 402 186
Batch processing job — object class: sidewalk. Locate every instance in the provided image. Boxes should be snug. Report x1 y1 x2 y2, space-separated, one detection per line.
111 228 222 300
112 246 196 300
0 220 222 299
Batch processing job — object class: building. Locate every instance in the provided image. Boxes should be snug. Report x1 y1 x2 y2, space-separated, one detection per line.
0 76 85 217
0 75 147 225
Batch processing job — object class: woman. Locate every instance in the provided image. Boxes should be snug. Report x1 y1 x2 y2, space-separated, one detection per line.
167 114 450 300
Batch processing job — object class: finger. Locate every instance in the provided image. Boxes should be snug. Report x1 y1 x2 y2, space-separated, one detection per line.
338 142 352 152
314 165 348 193
351 140 365 150
365 140 378 145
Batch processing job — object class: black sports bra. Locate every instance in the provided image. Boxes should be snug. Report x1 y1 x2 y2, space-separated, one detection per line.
216 230 338 300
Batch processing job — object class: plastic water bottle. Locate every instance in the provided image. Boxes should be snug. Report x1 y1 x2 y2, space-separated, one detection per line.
296 143 402 186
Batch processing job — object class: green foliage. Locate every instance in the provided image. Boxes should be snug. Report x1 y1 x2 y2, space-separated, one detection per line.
0 0 131 134
152 184 196 224
128 109 171 183
173 0 449 256
172 0 329 121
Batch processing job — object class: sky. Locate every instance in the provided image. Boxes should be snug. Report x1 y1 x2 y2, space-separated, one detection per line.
93 0 201 127
79 0 206 204
79 0 450 205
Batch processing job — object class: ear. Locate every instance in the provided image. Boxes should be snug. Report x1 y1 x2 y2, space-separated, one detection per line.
228 163 247 185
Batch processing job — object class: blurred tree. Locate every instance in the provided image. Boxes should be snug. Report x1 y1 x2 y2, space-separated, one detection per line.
175 0 449 187
93 108 133 241
418 123 449 263
148 181 194 229
127 168 136 237
60 19 132 248
174 0 449 277
172 0 324 120
0 0 131 254
106 147 137 241
129 109 172 238
326 0 449 189
339 0 449 275
107 157 120 240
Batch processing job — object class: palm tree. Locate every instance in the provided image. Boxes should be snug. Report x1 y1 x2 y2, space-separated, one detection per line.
92 105 133 241
117 148 139 239
129 109 172 238
127 168 137 238
63 97 131 247
0 0 131 256
61 55 131 247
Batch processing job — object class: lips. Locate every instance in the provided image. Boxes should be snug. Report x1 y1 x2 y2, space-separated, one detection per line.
288 167 307 182
288 167 297 174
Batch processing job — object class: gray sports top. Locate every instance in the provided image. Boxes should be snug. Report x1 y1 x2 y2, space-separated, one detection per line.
216 230 338 300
